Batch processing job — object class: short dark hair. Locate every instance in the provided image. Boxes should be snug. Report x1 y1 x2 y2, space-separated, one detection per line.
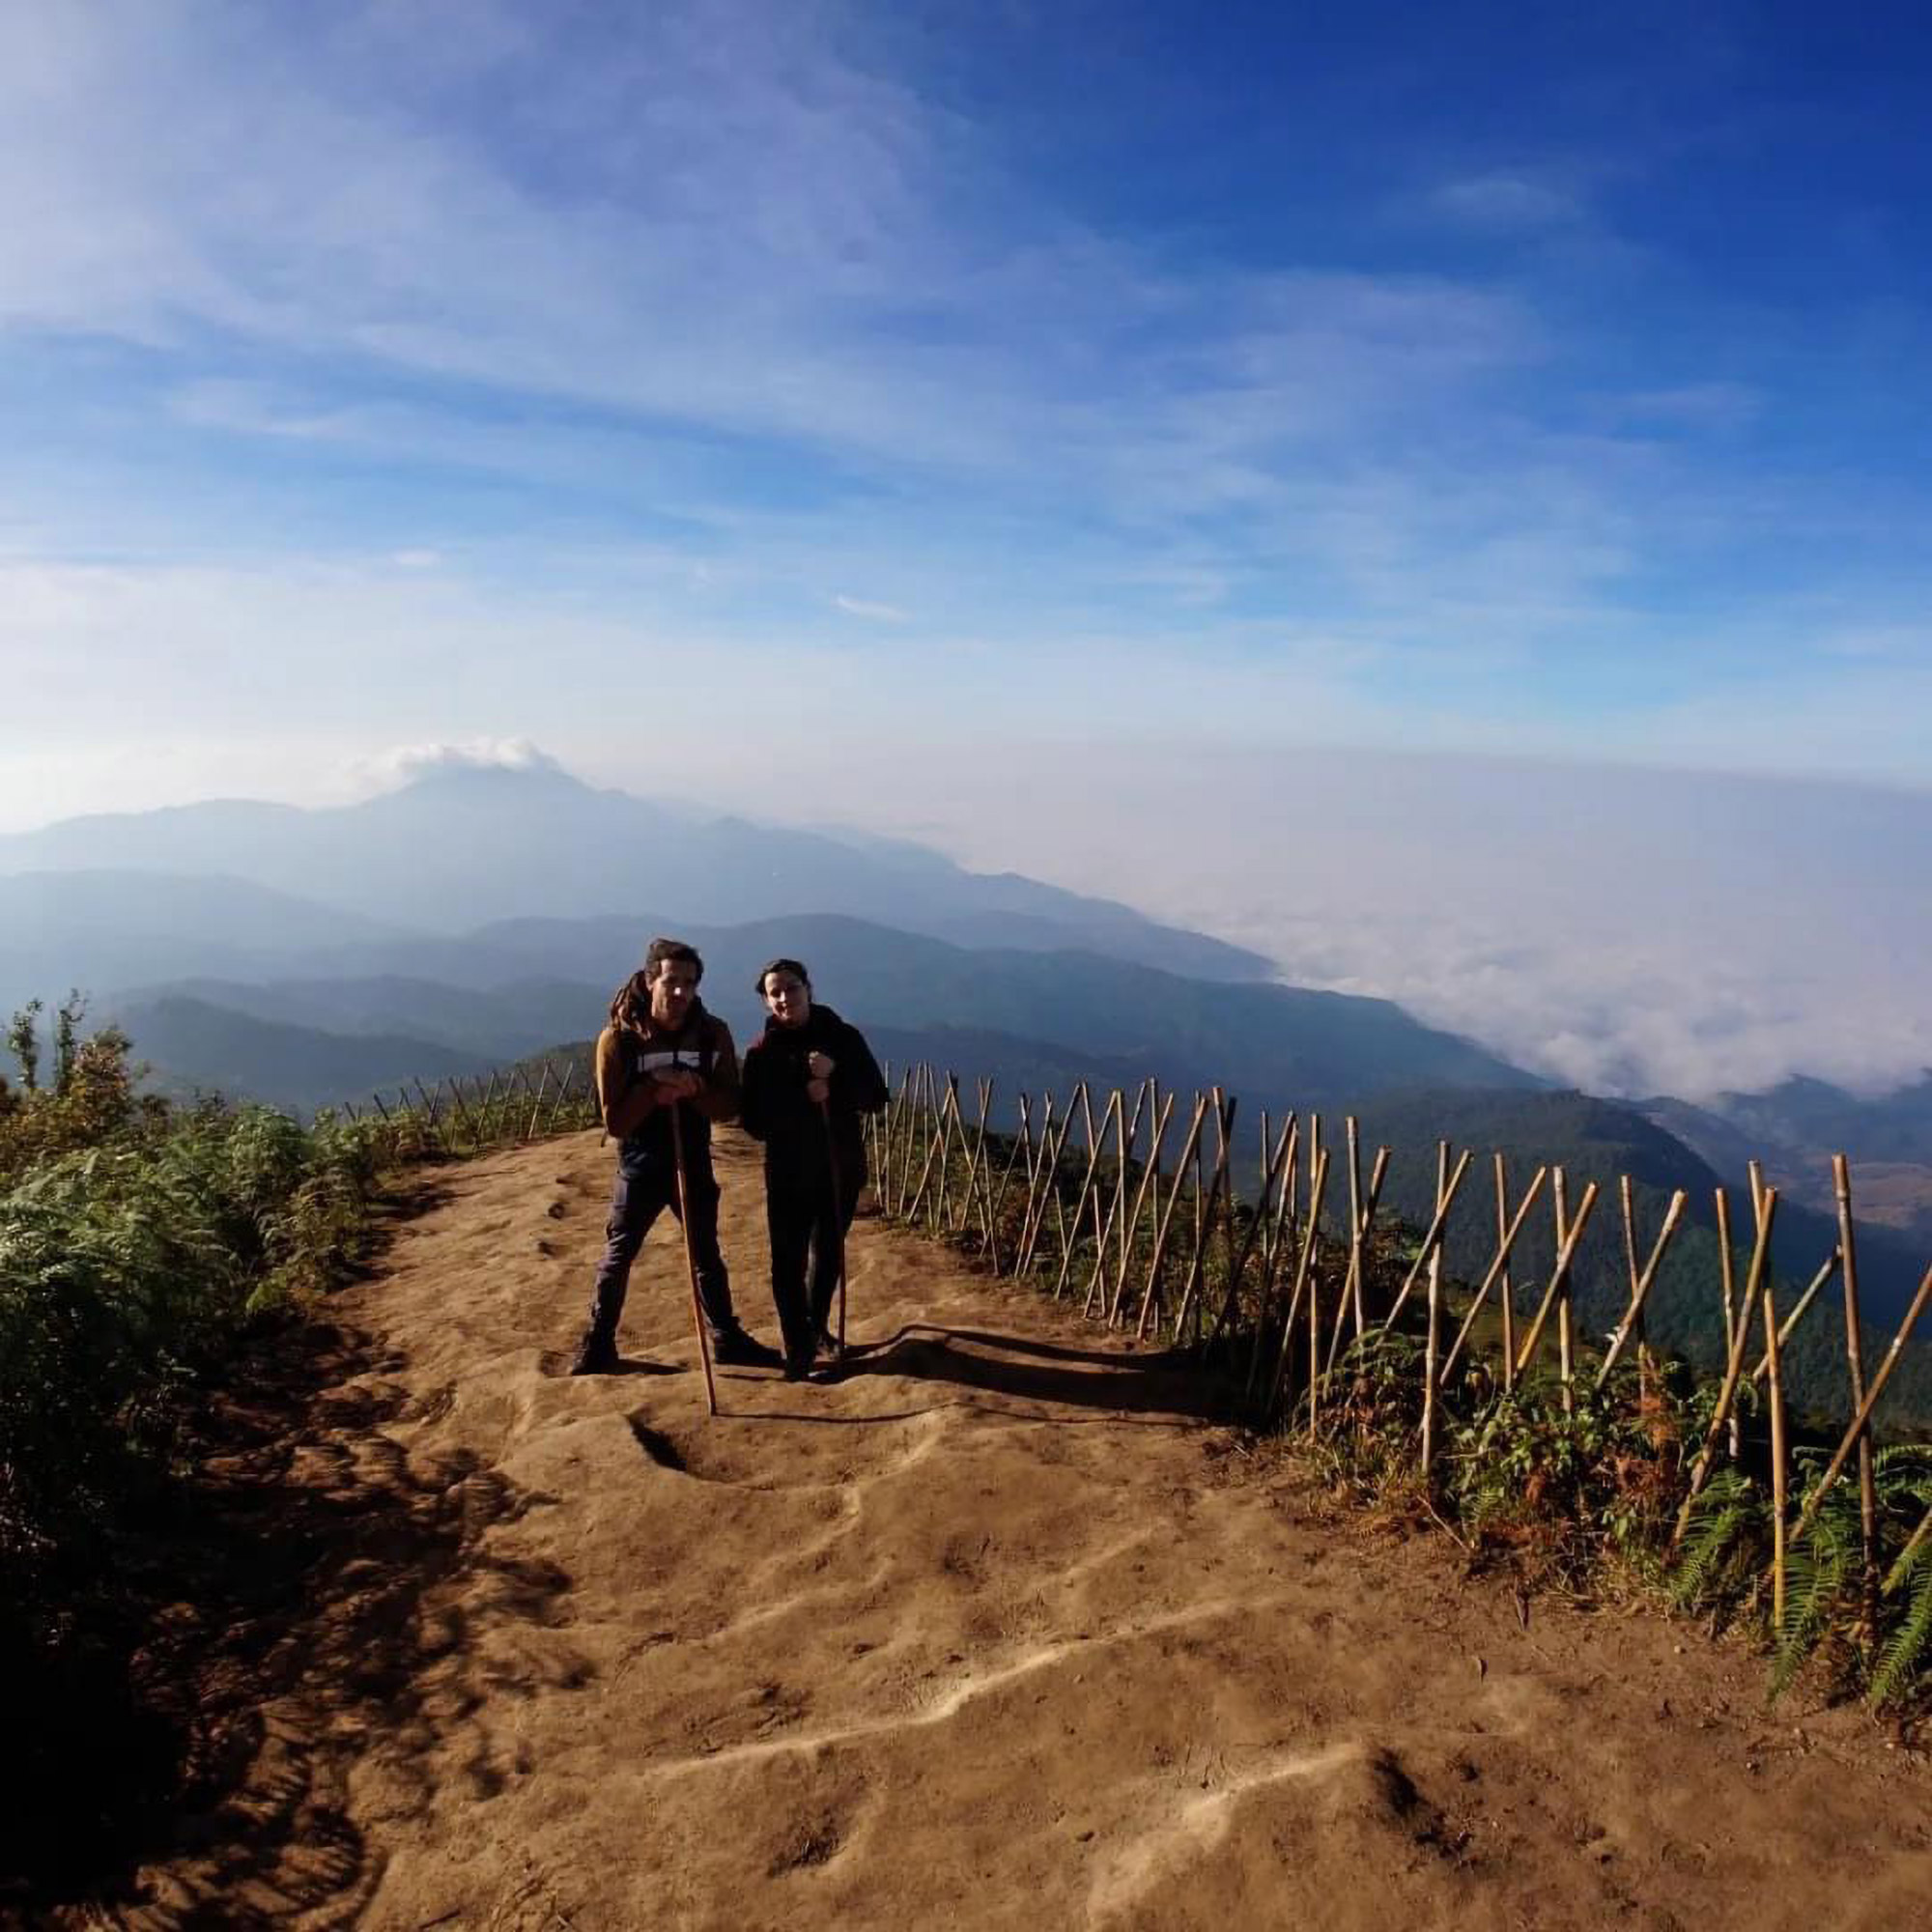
755 956 811 994
644 936 704 983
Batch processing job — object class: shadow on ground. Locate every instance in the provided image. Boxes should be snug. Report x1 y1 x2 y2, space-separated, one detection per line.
839 1321 1236 1422
9 1308 575 1928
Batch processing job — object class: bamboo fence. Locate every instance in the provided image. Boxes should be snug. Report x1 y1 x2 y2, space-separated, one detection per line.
329 1053 599 1158
861 1063 1932 1649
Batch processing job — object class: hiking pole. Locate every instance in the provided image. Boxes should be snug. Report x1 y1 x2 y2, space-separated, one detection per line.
820 1096 848 1355
669 1098 719 1418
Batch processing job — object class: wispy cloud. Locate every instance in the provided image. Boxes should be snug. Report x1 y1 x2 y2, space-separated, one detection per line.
834 594 910 622
1428 170 1583 232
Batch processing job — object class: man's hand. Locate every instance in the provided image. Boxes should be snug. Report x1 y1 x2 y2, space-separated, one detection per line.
807 1052 835 1080
654 1067 703 1103
806 1077 831 1105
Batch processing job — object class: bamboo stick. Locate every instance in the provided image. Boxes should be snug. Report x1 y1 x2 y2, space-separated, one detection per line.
1618 1174 1650 1386
1748 1246 1840 1386
1031 1098 1081 1277
1716 1187 1741 1460
1107 1091 1177 1323
543 1061 580 1134
1174 1093 1237 1344
886 1068 914 1212
1243 1117 1302 1400
1421 1141 1448 1478
1554 1168 1575 1414
1053 1088 1123 1300
1437 1165 1549 1386
965 1079 999 1260
1134 1094 1210 1341
1346 1119 1365 1341
1833 1153 1880 1620
1324 1144 1391 1377
1264 1147 1329 1418
1210 1109 1304 1347
1496 1152 1516 1393
1013 1088 1065 1269
931 1075 961 1233
1081 1110 1137 1320
1763 1236 1790 1631
991 1094 1032 1236
902 1070 954 1227
1012 1091 1059 1266
1595 1189 1690 1386
525 1062 554 1141
1117 1080 1145 1296
1674 1191 1782 1546
1890 1504 1932 1589
1789 1264 1932 1548
1512 1177 1602 1375
1383 1149 1476 1327
1017 1093 1078 1275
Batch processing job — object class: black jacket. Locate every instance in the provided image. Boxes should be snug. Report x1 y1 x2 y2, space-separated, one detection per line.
740 1004 888 1185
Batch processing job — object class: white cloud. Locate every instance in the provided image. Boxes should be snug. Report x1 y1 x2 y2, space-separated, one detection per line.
1429 171 1582 232
834 594 910 622
358 738 562 788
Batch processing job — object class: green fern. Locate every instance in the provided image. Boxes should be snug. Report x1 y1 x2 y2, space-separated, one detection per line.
1770 1479 1861 1699
1871 1523 1932 1708
1674 1467 1767 1613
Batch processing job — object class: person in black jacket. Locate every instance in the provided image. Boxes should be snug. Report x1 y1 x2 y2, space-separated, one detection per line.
739 957 889 1380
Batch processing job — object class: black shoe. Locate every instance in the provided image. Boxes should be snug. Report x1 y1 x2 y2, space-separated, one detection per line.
710 1326 773 1368
814 1327 845 1364
782 1353 812 1383
569 1327 620 1376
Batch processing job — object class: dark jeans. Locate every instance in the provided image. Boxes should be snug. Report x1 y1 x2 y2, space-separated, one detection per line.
765 1156 864 1365
587 1157 736 1340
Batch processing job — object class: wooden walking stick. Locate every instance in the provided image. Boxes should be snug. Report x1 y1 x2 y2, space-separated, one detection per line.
820 1097 849 1356
668 1098 719 1419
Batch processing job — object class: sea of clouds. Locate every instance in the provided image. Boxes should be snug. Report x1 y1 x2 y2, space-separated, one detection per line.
704 742 1932 1104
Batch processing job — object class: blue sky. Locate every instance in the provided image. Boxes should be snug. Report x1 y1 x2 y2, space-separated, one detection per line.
4 0 1932 831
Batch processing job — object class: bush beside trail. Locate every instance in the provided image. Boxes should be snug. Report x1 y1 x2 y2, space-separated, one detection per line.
0 1002 409 1900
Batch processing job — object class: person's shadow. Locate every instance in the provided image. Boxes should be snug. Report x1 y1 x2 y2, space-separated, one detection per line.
834 1322 1232 1424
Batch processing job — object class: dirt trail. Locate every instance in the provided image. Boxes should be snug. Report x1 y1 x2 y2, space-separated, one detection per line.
126 1129 1927 1929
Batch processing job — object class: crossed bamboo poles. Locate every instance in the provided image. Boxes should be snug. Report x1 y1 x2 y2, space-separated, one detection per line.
863 1063 1931 1623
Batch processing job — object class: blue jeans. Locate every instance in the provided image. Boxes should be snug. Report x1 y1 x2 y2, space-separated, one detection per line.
587 1157 736 1339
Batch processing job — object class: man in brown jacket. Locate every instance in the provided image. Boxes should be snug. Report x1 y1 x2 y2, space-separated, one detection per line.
570 936 766 1375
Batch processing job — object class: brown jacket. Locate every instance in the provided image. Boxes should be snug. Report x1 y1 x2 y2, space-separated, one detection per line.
596 1003 739 1164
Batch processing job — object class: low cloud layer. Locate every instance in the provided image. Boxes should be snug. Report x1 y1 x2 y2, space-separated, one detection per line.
692 742 1932 1104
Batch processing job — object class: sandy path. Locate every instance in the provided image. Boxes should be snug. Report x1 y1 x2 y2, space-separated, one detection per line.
128 1129 1927 1930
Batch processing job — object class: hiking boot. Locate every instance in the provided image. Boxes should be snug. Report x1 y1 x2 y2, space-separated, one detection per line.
710 1325 774 1368
569 1326 620 1376
782 1352 813 1383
